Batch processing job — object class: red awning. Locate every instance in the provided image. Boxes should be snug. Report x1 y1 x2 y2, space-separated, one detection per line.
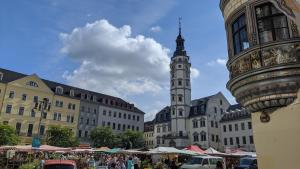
183 145 205 154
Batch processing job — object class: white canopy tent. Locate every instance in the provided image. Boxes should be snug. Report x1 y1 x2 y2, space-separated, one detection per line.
146 147 198 155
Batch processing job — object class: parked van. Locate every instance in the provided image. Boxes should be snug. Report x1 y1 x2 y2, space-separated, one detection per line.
180 155 225 169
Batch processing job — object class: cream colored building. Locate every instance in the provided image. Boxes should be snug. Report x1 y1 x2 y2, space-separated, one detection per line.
0 69 80 144
0 68 144 145
144 121 154 148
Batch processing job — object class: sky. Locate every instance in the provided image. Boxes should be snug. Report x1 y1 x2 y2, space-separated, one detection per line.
0 0 235 121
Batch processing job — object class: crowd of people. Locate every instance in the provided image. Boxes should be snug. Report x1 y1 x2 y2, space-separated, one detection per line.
0 150 232 169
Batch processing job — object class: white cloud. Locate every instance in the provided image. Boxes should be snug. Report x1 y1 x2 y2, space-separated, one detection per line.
61 19 200 99
60 19 200 119
150 26 161 32
207 58 227 66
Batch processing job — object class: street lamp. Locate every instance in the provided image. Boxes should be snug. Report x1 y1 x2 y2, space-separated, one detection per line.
32 98 51 148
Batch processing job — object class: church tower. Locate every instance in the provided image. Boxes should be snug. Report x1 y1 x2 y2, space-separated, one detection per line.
169 18 191 147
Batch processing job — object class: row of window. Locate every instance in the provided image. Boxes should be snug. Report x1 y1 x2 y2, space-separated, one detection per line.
102 110 140 121
5 105 74 123
232 3 289 55
192 119 206 128
55 100 76 110
211 134 219 142
193 133 207 142
223 122 252 132
144 133 154 138
80 117 96 126
145 140 154 146
171 94 184 102
172 108 183 116
7 91 76 110
102 121 140 132
214 107 224 114
156 125 171 133
171 79 190 87
8 91 38 102
3 121 46 137
223 136 254 146
211 121 219 128
80 106 97 114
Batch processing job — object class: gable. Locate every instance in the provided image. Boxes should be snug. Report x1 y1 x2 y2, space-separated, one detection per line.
8 74 53 94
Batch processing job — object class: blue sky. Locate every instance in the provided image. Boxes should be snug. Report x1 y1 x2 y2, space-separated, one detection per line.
1 0 235 120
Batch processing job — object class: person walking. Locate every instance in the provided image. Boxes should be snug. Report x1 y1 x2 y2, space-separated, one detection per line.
127 157 134 169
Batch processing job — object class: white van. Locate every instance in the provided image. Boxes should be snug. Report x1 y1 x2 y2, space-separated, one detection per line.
180 155 225 169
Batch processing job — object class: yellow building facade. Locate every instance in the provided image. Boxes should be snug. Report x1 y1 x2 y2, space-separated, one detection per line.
0 70 80 144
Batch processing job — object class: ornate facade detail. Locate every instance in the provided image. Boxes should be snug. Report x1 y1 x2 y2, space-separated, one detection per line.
229 41 299 79
291 21 299 37
220 0 300 115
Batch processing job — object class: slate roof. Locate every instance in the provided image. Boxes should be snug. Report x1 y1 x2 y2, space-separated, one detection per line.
153 106 171 124
144 121 154 132
0 68 144 114
189 94 215 118
151 94 218 123
220 104 250 123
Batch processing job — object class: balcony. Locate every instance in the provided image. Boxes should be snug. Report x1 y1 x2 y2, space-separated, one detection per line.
227 39 300 113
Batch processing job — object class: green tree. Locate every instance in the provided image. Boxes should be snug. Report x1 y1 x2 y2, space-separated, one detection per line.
90 127 116 148
120 130 144 149
46 125 79 147
0 124 19 146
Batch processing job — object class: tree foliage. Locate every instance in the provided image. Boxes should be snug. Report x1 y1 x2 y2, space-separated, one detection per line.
90 127 116 148
0 124 19 146
90 127 144 149
119 130 144 149
46 125 79 147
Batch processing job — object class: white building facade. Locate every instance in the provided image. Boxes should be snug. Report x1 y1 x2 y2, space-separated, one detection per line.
220 104 255 152
147 26 231 150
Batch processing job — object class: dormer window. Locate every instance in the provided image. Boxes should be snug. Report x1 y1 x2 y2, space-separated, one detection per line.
26 81 38 87
92 95 97 102
55 86 63 94
69 89 75 97
0 72 3 81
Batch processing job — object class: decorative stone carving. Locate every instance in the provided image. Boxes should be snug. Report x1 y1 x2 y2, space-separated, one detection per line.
291 21 299 37
227 40 300 113
251 51 261 69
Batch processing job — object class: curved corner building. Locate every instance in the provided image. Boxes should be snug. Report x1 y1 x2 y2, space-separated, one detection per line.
219 0 300 169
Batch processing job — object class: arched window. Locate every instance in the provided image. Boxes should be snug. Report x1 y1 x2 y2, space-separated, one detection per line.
178 108 183 116
178 95 183 102
69 89 75 97
200 131 207 141
55 86 63 94
26 81 38 87
193 119 198 128
193 132 199 142
200 118 206 127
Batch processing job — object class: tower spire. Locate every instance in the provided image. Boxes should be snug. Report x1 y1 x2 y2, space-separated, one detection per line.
173 17 186 57
179 17 182 35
